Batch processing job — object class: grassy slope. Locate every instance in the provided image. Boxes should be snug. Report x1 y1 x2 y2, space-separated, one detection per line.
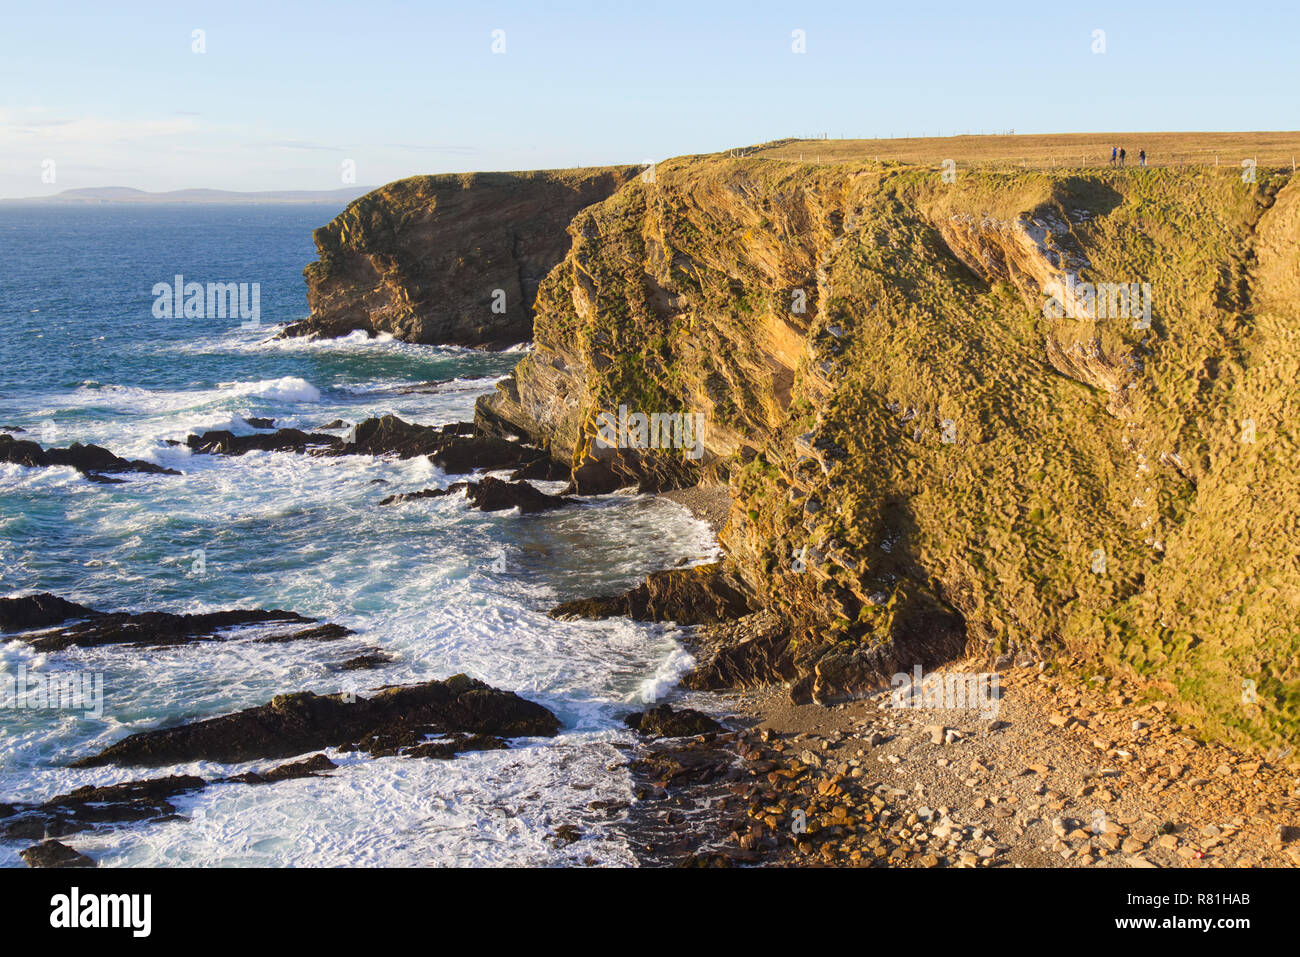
751 132 1300 170
523 150 1299 750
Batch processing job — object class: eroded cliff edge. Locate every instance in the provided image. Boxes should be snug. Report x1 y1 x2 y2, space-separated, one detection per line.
284 167 641 347
476 153 1300 750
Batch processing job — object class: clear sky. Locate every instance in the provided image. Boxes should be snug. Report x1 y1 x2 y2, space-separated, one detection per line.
2 0 1297 197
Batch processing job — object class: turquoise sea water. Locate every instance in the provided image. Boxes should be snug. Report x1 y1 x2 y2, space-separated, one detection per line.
0 204 717 866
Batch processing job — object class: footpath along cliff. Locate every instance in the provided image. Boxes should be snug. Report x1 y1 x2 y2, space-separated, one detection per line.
307 149 1300 753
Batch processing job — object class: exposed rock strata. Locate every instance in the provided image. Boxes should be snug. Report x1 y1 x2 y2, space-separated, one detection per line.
550 563 751 624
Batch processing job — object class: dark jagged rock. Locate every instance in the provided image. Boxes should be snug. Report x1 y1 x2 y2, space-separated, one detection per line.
325 415 532 473
322 414 450 459
624 704 723 738
339 651 393 670
20 841 96 868
244 416 275 429
70 674 560 768
402 732 508 760
431 435 531 473
1 775 206 841
254 623 354 644
316 419 347 430
0 433 181 482
464 476 574 513
378 484 465 506
509 454 571 482
183 413 551 475
0 593 103 633
550 563 751 625
20 608 316 652
185 428 340 455
225 753 337 785
380 477 573 513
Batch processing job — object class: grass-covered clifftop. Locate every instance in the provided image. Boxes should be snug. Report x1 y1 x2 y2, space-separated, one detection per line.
284 166 640 347
479 151 1300 751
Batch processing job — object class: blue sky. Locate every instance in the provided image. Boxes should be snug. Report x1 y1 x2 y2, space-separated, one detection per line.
1 0 1296 197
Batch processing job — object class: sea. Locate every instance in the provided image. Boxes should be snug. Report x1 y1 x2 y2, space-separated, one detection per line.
0 203 719 866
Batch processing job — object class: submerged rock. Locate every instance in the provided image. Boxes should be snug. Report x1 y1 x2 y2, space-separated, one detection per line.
0 434 180 482
224 753 337 785
70 674 560 768
401 732 508 760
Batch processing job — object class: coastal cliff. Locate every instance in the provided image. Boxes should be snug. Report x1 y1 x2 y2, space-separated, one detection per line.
283 167 641 347
473 152 1299 750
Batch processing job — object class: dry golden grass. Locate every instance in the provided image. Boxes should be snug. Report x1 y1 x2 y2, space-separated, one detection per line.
749 132 1300 171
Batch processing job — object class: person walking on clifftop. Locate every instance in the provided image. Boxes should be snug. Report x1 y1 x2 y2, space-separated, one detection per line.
1119 147 1126 167
1139 149 1146 167
1111 146 1117 167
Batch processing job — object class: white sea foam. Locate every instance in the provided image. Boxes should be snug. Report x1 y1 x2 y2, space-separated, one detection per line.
0 401 720 866
215 376 322 403
1 320 721 867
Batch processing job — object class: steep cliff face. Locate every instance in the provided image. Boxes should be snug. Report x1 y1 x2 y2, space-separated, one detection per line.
478 155 1300 749
284 167 640 347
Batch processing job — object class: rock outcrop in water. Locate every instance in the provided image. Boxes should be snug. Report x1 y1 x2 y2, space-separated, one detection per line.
19 841 97 868
380 476 575 513
466 151 1300 749
70 674 560 768
281 167 642 347
0 434 181 483
0 776 206 842
0 594 102 632
1 596 343 651
183 414 552 475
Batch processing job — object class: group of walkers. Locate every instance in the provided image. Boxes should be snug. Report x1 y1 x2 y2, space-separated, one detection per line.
1110 145 1146 167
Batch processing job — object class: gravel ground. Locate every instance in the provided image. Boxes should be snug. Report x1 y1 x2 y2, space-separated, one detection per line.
621 655 1300 867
